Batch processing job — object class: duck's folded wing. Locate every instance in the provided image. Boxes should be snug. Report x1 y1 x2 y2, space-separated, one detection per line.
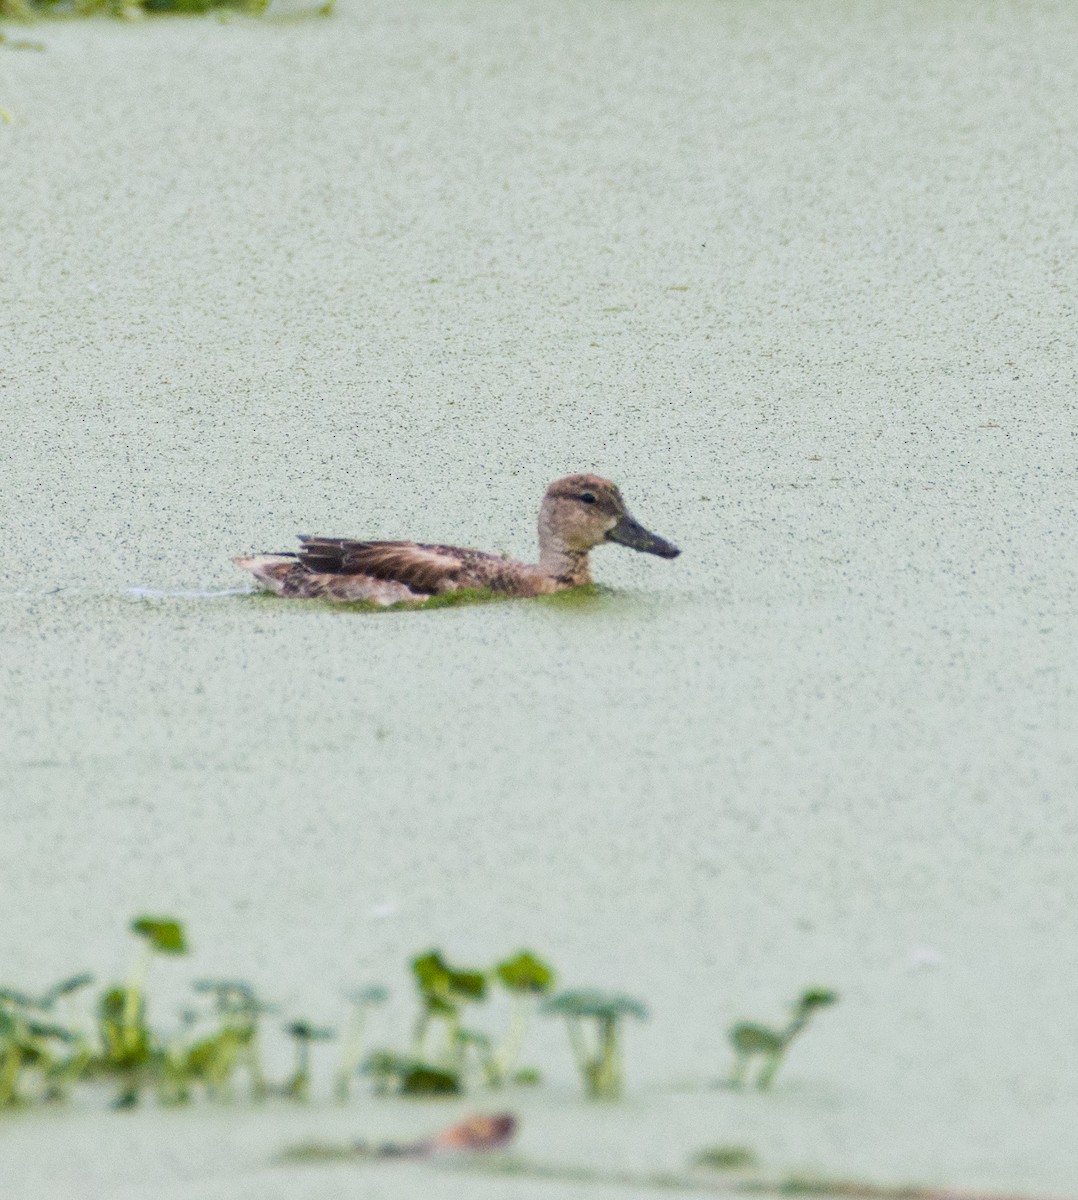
297 538 501 593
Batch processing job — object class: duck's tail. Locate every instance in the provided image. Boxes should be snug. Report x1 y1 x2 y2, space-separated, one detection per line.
233 554 297 595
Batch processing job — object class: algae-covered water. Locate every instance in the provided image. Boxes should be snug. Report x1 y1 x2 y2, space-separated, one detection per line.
2 1 1076 1197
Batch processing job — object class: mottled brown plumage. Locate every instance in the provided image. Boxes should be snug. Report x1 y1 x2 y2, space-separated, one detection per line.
234 474 679 605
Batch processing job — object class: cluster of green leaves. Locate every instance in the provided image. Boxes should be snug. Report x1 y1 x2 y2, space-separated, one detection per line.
361 949 561 1098
1 918 291 1110
541 989 647 1100
728 988 839 1090
5 923 838 1114
358 952 651 1102
0 975 95 1107
2 927 649 1111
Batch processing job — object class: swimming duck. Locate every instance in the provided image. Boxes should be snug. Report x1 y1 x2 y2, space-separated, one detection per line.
234 474 680 604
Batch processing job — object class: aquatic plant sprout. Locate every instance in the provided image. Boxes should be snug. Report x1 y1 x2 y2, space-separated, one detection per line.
187 980 273 1099
335 985 388 1102
693 1145 759 1171
0 990 89 1106
541 989 647 1100
39 975 95 1010
0 941 844 1110
490 951 555 1086
130 918 187 954
122 917 187 1058
455 1027 499 1087
361 1050 460 1097
728 988 839 1090
282 1021 334 1101
1 930 642 1111
410 950 487 1073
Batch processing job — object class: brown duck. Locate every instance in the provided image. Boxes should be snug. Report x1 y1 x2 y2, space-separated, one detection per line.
234 474 680 604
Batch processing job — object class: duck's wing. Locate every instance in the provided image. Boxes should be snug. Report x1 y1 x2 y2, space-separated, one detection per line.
297 538 508 594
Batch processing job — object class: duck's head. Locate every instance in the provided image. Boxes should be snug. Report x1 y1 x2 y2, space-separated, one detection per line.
539 474 681 558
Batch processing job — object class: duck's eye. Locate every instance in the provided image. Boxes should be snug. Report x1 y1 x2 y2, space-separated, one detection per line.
579 492 597 504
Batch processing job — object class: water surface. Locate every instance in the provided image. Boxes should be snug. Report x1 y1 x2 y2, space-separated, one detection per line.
2 1 1076 1196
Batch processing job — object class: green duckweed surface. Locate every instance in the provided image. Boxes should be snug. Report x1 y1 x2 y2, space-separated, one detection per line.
2 1 1076 1197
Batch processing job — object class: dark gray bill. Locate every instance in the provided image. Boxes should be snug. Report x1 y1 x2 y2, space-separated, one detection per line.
606 512 680 558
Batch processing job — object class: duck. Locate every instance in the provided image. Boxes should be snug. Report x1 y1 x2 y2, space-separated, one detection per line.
234 474 680 604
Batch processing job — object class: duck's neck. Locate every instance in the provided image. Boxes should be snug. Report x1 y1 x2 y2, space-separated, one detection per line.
538 540 593 588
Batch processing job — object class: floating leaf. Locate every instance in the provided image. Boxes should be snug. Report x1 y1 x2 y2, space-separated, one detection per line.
729 1022 783 1053
541 989 647 1021
193 979 254 998
694 1145 758 1171
192 979 270 1017
284 1021 334 1042
412 951 486 1003
412 951 450 994
399 1064 460 1095
131 917 187 955
797 988 839 1013
495 951 555 995
347 985 389 1006
425 994 456 1017
26 1020 77 1044
0 987 36 1009
98 987 129 1022
42 974 95 1006
361 1050 460 1095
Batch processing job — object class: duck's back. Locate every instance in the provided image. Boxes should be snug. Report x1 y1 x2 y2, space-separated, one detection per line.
236 538 551 604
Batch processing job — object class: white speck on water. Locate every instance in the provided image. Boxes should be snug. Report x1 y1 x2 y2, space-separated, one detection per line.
907 945 945 971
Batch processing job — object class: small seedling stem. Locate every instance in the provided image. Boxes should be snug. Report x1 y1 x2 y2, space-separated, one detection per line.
121 942 152 1048
564 1016 591 1077
593 1014 622 1099
335 1008 368 1102
491 995 529 1084
0 1038 22 1106
289 1040 310 1101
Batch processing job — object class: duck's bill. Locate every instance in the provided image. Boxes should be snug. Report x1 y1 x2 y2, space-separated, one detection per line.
606 513 681 558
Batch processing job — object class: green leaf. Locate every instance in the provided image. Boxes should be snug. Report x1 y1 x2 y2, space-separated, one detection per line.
797 988 839 1013
360 1051 461 1095
411 951 487 1003
412 951 452 996
729 1022 783 1053
42 974 95 1006
495 951 555 994
26 1020 76 1044
347 985 389 1006
131 917 188 955
400 1064 461 1095
541 989 647 1021
362 1049 409 1076
284 1021 335 1041
0 987 36 1009
193 979 254 998
694 1145 759 1171
98 987 129 1021
447 966 487 1000
192 979 271 1016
